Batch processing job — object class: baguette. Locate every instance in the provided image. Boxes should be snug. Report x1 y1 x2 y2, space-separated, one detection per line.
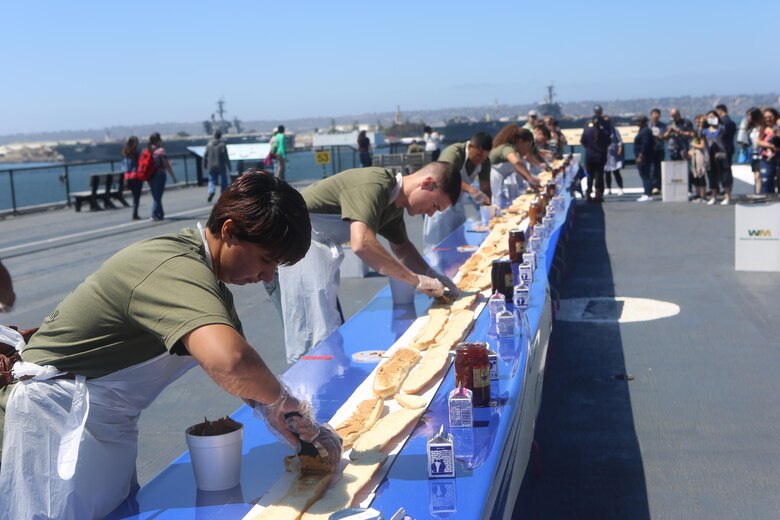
372 348 420 398
401 343 452 394
350 407 425 459
334 398 385 449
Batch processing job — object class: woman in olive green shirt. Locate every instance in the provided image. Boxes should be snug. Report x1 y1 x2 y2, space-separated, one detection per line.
489 124 541 208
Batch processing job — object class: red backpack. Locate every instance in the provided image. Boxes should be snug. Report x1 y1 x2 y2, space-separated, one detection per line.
136 149 156 182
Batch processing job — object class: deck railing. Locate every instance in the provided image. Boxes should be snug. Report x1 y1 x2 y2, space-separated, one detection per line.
0 153 198 215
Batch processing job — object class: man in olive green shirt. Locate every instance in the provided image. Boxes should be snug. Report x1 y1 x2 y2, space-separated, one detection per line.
423 132 493 252
278 162 462 362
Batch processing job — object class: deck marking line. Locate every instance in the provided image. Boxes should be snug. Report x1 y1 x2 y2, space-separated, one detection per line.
0 206 211 255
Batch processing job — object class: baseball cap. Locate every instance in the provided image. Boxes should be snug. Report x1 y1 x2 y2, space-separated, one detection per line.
593 105 603 115
528 110 538 117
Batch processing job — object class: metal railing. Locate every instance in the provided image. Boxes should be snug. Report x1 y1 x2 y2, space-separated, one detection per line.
0 153 198 215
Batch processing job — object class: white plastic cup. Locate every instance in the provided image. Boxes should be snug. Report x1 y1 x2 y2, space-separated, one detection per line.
389 277 416 305
479 205 495 225
185 423 244 491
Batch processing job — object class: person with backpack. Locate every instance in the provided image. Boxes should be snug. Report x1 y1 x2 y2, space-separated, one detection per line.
203 129 230 202
141 132 177 221
121 136 142 220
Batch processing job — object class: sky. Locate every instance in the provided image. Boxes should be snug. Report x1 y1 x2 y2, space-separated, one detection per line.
2 0 779 135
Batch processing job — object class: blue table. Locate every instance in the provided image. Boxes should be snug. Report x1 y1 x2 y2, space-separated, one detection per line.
108 179 574 520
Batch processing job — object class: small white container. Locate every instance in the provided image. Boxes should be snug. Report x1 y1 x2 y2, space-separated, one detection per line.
496 309 515 337
185 423 243 491
448 386 473 428
513 281 530 311
479 205 496 225
488 292 506 321
427 425 455 478
389 277 416 305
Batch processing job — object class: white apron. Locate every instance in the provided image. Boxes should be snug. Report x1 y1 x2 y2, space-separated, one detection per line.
490 160 523 209
423 143 477 253
0 226 222 519
278 214 348 363
278 175 403 363
0 350 196 520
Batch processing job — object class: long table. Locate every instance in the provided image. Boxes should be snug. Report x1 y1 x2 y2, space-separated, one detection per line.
108 170 575 520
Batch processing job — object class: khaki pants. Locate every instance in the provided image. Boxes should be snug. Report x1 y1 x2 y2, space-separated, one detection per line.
275 157 287 181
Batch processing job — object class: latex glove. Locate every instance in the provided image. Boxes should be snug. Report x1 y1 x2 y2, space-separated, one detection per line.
313 424 343 471
255 380 320 448
427 269 459 298
472 190 491 206
415 274 445 298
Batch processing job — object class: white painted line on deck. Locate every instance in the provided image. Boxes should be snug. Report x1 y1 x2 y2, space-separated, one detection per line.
731 164 754 185
0 206 211 255
557 297 680 323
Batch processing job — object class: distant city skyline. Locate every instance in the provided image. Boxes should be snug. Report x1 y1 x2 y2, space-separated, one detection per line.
3 0 779 136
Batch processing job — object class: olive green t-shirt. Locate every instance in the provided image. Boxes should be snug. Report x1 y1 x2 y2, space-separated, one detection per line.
489 143 518 166
21 228 243 378
0 228 243 456
439 142 491 182
301 167 408 244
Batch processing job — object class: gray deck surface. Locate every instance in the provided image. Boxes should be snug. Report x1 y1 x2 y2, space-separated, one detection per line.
2 168 779 519
516 170 780 519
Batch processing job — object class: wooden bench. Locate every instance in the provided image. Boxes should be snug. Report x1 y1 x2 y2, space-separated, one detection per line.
72 173 130 212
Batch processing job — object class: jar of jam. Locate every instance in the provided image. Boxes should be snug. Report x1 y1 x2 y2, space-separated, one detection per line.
491 259 513 300
508 229 526 263
454 342 491 407
528 201 541 226
537 195 548 219
546 181 556 198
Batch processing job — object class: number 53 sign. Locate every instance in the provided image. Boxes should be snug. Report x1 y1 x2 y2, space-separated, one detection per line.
315 150 331 165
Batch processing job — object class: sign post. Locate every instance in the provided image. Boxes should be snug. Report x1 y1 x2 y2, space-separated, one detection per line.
315 149 331 178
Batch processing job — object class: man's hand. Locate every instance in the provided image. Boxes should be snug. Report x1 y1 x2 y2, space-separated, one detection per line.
255 381 320 448
415 274 445 297
427 269 459 297
472 190 491 206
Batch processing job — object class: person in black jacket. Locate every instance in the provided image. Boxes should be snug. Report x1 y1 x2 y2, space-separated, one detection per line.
634 115 655 202
716 104 737 195
580 105 612 202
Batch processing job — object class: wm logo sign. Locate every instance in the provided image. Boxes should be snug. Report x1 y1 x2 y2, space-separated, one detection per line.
747 229 772 237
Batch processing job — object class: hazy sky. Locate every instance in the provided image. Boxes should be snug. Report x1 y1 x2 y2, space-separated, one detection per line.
2 0 778 135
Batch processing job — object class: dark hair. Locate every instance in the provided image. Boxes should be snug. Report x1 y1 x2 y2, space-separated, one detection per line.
715 104 728 114
148 132 162 150
762 107 780 121
206 170 311 266
277 125 285 133
706 111 720 125
533 122 551 140
469 132 493 150
122 136 139 158
635 115 648 126
421 161 461 207
650 108 661 116
494 124 534 147
214 129 222 139
746 107 763 129
423 125 432 134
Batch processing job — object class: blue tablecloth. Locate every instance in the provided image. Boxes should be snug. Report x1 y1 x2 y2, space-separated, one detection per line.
108 184 574 520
